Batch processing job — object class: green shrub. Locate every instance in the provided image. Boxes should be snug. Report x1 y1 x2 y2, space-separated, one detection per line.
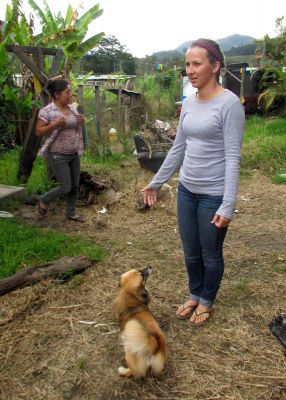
0 93 16 150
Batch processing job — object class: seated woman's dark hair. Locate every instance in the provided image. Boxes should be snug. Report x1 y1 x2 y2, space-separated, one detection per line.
46 79 69 99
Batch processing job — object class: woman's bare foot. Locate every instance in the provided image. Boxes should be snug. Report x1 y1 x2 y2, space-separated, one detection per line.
176 299 199 320
189 304 212 326
39 201 48 210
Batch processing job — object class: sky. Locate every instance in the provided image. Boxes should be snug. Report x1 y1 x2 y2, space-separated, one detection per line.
0 0 285 58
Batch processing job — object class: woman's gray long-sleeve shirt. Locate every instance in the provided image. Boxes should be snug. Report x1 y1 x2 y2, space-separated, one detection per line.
150 89 245 220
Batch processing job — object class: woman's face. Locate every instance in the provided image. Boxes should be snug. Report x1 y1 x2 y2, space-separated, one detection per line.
185 47 219 90
55 85 72 105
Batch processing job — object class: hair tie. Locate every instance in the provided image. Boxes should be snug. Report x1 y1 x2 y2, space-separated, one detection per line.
191 39 225 67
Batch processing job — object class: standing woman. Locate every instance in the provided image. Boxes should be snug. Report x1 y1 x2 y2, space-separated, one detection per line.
36 79 85 222
142 39 245 326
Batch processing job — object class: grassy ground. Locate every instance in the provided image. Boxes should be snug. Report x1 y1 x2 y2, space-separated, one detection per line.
242 116 286 182
0 158 285 400
0 148 52 194
0 219 106 278
0 115 285 280
0 115 285 196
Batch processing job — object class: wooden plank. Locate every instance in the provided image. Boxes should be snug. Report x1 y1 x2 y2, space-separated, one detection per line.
77 84 84 114
34 47 44 74
48 49 64 78
10 46 48 85
94 85 102 137
225 69 242 83
6 44 59 56
124 105 130 137
240 67 246 103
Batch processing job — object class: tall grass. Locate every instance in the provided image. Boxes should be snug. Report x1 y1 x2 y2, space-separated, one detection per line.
242 116 286 182
0 219 105 278
134 70 181 120
0 147 135 198
0 148 53 194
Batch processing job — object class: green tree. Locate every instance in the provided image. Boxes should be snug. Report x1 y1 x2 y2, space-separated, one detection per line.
1 0 104 75
82 36 136 74
27 0 104 74
257 16 286 115
258 67 286 115
0 0 104 147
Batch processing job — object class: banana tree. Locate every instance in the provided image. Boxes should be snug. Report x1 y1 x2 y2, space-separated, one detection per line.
28 0 104 74
257 17 286 116
1 0 104 180
2 84 40 143
258 67 286 116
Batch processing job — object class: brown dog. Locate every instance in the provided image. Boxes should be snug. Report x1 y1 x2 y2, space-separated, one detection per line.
113 266 167 378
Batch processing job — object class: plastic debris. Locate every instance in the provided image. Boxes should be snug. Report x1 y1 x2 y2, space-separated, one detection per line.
269 312 286 349
154 119 171 131
97 207 107 214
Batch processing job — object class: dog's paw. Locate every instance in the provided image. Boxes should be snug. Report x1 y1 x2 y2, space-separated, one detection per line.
118 366 132 377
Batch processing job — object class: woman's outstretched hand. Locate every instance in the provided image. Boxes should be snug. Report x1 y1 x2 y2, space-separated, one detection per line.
141 185 158 206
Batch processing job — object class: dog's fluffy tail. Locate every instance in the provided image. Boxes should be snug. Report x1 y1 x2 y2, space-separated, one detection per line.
121 319 164 357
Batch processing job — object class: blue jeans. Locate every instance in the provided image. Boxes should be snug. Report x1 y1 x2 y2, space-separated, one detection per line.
177 182 228 307
41 152 80 217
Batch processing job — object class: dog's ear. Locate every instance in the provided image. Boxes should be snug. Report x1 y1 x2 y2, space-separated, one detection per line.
138 286 150 304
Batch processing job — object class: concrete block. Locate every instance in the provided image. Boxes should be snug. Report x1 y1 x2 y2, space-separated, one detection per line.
0 184 27 203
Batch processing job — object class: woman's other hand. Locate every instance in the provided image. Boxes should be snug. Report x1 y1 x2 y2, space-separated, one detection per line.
211 214 230 228
76 114 85 124
54 117 66 128
141 185 158 206
36 117 66 136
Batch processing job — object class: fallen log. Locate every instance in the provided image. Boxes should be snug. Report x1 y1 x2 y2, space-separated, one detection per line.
0 256 93 296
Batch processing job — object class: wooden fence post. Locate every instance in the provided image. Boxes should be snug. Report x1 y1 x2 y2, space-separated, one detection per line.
77 84 84 113
94 84 101 138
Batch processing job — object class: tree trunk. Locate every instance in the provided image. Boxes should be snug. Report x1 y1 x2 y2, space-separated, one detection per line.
17 109 42 182
0 256 93 296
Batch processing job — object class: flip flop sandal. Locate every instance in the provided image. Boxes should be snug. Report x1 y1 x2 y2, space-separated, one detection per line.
188 309 212 327
67 215 86 222
176 302 198 320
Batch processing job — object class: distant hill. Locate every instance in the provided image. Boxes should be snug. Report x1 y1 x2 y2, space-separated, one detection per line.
153 34 255 59
216 34 255 51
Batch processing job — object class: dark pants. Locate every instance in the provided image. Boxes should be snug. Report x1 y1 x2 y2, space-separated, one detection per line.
41 152 80 217
177 182 228 306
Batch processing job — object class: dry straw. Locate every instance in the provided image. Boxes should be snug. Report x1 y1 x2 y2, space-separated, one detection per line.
0 162 285 399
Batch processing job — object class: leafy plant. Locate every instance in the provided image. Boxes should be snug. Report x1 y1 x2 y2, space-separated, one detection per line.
256 16 286 115
28 0 104 74
258 67 286 115
2 84 40 143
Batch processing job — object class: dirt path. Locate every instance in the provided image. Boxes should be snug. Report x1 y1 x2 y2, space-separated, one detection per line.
1 161 286 400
